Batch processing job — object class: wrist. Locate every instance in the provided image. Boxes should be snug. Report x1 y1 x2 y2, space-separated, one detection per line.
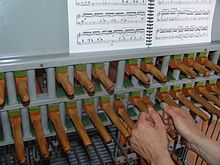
151 150 173 165
187 132 206 151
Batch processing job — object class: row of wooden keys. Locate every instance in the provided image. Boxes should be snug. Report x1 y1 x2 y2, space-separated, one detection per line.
8 98 139 164
0 55 219 107
7 80 220 164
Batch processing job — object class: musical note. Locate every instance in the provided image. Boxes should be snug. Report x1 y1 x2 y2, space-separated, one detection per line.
157 8 211 22
76 11 146 25
155 25 209 40
75 0 147 6
158 0 214 5
77 28 145 45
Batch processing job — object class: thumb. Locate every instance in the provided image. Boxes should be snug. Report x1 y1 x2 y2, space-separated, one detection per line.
163 103 178 119
148 107 164 129
138 112 148 123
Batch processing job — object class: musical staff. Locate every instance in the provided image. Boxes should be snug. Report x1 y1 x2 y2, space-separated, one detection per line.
158 0 214 5
77 28 145 45
76 11 146 25
155 25 208 40
157 8 211 21
75 0 147 6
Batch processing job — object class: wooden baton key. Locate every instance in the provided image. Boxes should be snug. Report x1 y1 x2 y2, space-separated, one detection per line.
0 75 5 106
100 100 130 138
156 91 179 107
169 89 209 121
75 69 95 95
196 57 220 73
93 67 115 94
66 102 92 147
183 57 210 76
195 86 220 107
56 67 74 96
169 59 197 78
129 96 149 113
206 83 220 96
29 108 49 158
48 105 72 154
14 71 30 103
114 100 135 130
9 111 25 164
125 64 150 86
182 88 220 118
141 62 167 82
84 102 112 143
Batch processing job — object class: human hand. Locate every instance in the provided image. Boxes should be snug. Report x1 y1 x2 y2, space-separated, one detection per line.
162 103 204 148
130 108 173 165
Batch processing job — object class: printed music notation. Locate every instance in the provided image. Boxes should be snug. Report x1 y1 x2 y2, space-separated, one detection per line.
75 0 147 6
77 28 145 45
158 0 214 5
157 8 211 21
155 25 208 40
76 11 145 25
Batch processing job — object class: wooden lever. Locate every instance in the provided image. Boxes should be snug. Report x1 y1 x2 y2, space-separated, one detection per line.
9 116 25 164
114 100 135 130
125 64 150 85
15 77 30 103
169 59 197 78
75 70 95 94
67 107 92 147
183 58 210 76
30 112 49 158
93 68 114 94
195 86 220 107
141 63 167 82
48 110 72 154
170 90 209 121
100 103 130 138
129 96 148 112
141 96 154 107
56 72 74 96
84 104 112 143
0 79 5 106
206 84 220 96
182 88 220 118
156 92 179 107
196 57 220 73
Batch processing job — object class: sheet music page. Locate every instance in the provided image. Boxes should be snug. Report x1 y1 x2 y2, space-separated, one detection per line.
151 0 217 47
68 0 148 53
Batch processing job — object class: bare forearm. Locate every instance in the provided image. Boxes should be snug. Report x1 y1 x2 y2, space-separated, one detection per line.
190 135 220 165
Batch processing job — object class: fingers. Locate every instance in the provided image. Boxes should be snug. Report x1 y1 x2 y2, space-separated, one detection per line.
148 107 164 129
138 112 148 123
163 103 179 119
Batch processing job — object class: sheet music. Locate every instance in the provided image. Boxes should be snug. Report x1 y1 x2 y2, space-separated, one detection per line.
151 0 216 47
68 0 148 53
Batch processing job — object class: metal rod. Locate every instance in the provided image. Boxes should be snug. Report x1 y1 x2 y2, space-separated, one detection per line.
59 102 66 129
27 70 37 101
40 105 49 134
68 66 74 85
116 60 126 89
20 108 31 138
91 139 105 165
1 112 12 141
194 114 213 165
72 150 82 165
6 72 17 104
47 68 56 99
103 140 116 164
108 128 133 165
